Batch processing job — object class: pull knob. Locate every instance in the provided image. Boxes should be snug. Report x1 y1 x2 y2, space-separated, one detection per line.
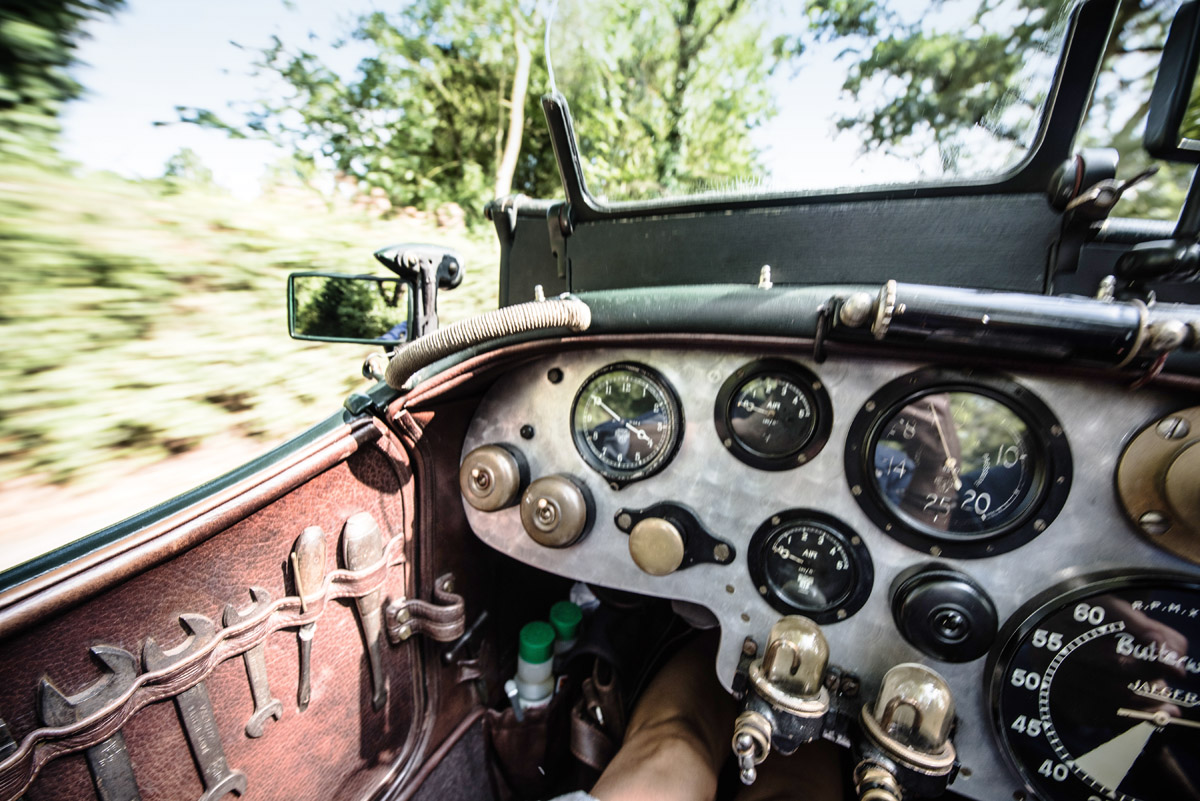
520 475 593 547
460 444 526 511
628 517 685 576
866 663 955 756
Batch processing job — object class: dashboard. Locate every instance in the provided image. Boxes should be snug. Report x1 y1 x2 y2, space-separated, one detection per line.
456 345 1200 801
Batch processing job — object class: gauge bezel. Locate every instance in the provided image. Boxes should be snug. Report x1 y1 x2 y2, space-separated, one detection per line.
570 362 684 487
985 570 1200 801
747 509 873 624
713 359 832 471
844 368 1072 558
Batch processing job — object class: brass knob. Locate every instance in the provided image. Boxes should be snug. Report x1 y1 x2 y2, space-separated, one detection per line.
761 616 829 697
460 445 524 511
867 663 955 755
628 517 685 576
520 476 592 547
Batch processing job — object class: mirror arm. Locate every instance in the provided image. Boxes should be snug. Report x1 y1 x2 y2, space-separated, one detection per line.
373 245 464 339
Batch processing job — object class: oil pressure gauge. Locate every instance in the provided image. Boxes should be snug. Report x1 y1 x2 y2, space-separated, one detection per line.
748 509 873 624
714 359 832 470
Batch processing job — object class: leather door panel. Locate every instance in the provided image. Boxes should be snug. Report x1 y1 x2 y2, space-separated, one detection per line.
0 416 426 801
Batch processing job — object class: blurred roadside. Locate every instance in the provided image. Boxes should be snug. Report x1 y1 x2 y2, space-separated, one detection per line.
0 162 499 569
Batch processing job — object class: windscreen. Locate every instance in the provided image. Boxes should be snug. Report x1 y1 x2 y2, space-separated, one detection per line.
546 0 1077 203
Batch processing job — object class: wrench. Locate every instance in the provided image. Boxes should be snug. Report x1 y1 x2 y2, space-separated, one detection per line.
143 615 246 801
290 526 327 712
342 512 387 711
40 645 142 801
222 588 283 738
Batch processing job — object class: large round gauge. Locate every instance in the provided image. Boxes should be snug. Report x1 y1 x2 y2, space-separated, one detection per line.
988 572 1200 801
748 509 873 624
714 359 832 470
845 369 1071 558
571 363 683 486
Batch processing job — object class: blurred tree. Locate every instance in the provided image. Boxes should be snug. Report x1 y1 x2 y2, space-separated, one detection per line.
294 277 389 340
0 0 123 163
162 147 215 186
178 0 781 215
802 0 1187 217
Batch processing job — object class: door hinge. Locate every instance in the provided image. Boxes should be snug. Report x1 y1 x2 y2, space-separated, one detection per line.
385 573 466 644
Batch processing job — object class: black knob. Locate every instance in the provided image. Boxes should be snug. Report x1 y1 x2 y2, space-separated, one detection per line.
890 565 997 663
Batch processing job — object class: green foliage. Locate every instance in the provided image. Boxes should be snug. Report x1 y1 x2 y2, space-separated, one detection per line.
293 276 408 340
827 0 1186 219
179 0 780 213
0 0 123 163
162 147 215 188
0 163 497 486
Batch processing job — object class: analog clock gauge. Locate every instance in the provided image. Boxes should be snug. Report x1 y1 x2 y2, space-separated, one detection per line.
571 363 683 486
845 370 1071 558
988 573 1200 801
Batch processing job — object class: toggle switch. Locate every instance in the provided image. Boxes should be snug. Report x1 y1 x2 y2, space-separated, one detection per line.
460 444 527 511
520 475 593 547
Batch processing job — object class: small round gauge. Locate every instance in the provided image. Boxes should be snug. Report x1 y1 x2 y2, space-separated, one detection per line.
988 572 1200 801
714 359 832 470
845 369 1071 558
748 509 873 624
571 362 683 486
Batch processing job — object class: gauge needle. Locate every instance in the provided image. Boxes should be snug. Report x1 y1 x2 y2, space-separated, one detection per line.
772 546 804 565
739 399 775 417
593 398 654 444
928 402 962 491
1117 708 1200 730
594 398 625 423
1074 721 1159 791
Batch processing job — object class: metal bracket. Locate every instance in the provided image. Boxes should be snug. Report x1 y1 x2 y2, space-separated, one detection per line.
384 573 466 644
547 202 573 280
373 244 465 339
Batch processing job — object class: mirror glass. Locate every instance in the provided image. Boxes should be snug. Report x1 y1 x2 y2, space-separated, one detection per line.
288 273 412 344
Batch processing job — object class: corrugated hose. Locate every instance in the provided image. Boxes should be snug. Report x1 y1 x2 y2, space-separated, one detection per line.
385 297 592 389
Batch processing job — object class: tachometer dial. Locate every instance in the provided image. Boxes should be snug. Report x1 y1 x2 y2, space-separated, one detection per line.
845 369 1071 558
748 509 873 624
988 573 1200 801
571 363 683 486
714 359 832 470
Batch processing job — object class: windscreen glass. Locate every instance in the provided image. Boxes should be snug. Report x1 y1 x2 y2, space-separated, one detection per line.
547 0 1077 203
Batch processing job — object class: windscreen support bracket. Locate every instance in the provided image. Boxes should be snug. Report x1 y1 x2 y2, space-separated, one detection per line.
547 202 573 280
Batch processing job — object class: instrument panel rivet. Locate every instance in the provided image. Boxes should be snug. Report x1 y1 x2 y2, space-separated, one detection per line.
520 425 535 439
547 368 564 384
1033 519 1046 532
1156 416 1191 439
726 584 736 594
714 543 731 561
1138 510 1171 536
851 486 862 497
865 401 876 412
741 613 751 622
616 513 632 530
771 516 781 525
930 546 942 556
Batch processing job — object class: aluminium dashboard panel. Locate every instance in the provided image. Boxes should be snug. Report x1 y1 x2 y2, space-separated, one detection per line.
459 346 1197 801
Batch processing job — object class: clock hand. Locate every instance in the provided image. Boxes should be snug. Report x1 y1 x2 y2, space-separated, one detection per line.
928 401 962 491
594 398 624 423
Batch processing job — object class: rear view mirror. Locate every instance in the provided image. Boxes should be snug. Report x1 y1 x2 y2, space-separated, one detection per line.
287 272 412 345
1146 0 1200 163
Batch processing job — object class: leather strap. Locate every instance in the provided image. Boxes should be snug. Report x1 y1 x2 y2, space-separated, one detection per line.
0 535 408 801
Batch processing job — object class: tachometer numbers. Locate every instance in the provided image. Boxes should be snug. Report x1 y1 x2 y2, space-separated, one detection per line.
988 572 1200 801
